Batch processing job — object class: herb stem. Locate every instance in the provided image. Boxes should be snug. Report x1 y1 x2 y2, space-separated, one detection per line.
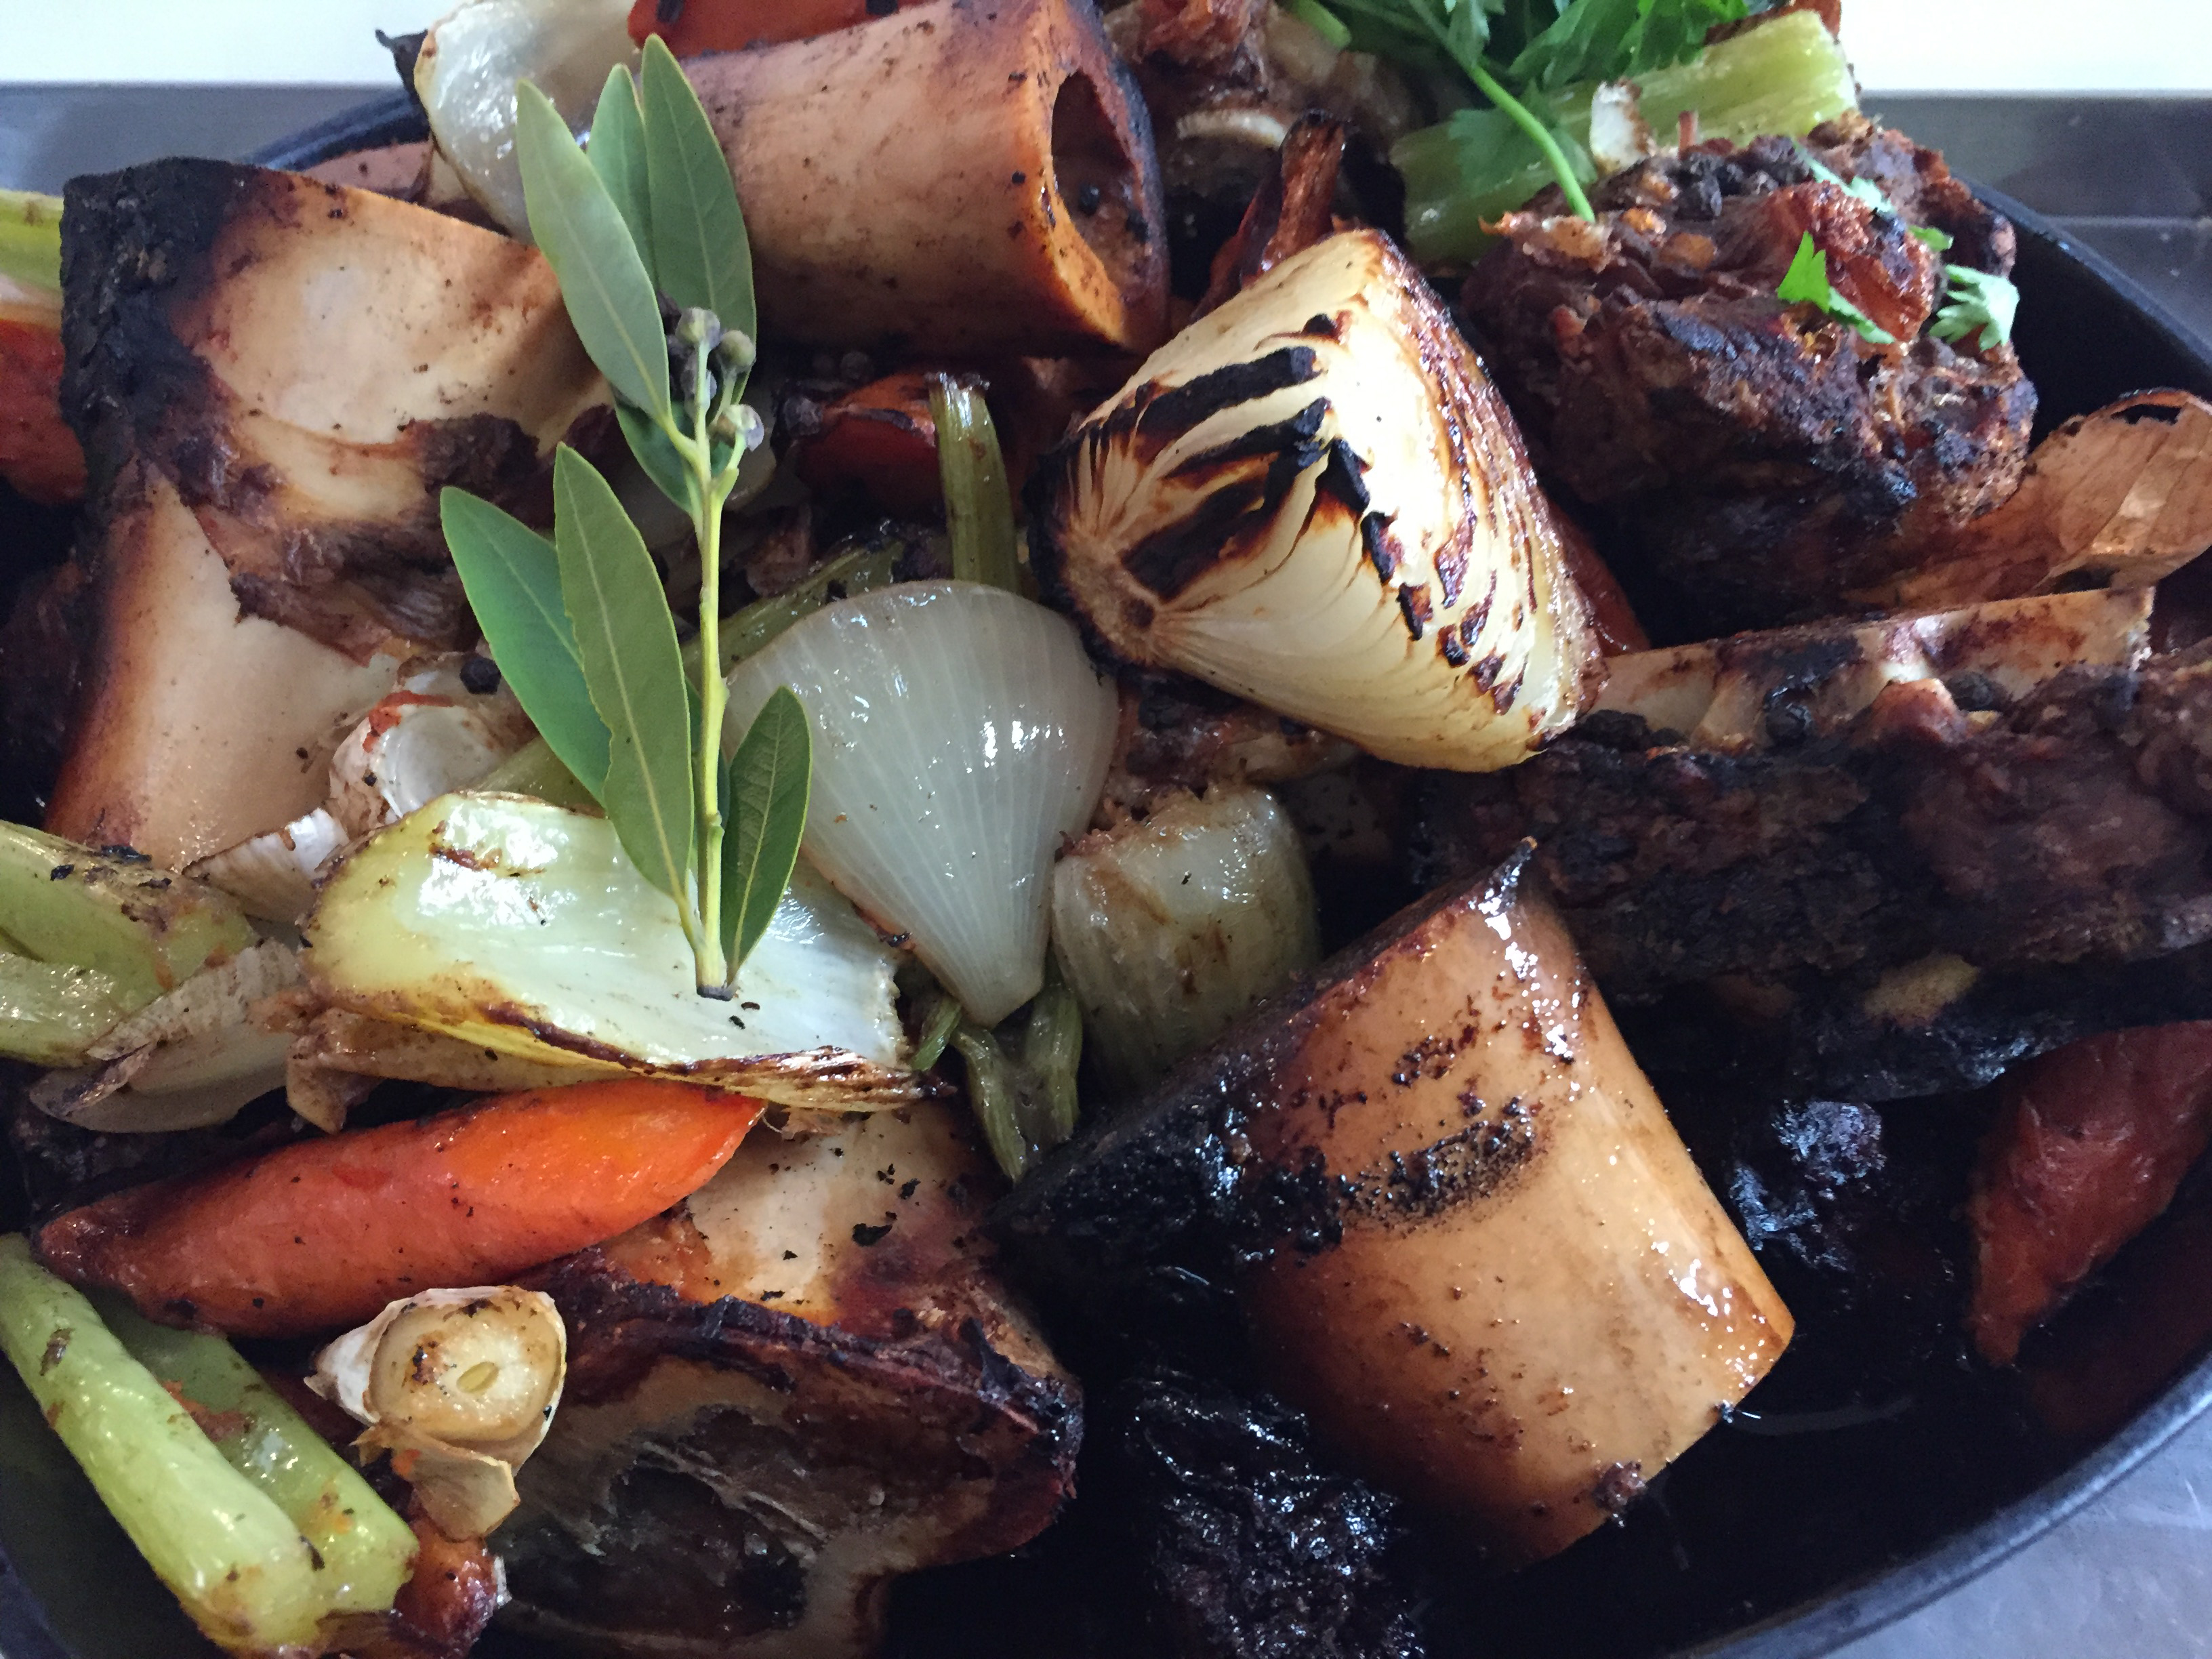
1462 57 1596 221
682 361 731 994
1378 0 1597 222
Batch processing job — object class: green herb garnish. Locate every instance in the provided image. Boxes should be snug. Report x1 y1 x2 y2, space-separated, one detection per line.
1776 229 1895 345
1931 264 2020 352
1316 0 1752 220
441 35 808 996
1780 142 2020 354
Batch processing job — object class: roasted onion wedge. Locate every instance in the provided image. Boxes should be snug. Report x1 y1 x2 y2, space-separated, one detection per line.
1031 229 1601 771
303 793 920 1111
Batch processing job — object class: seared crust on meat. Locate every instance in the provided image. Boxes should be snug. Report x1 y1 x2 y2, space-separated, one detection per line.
1415 649 2212 1094
1460 117 2035 630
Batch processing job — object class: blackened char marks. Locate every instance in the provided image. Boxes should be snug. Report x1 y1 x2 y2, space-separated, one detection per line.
1132 346 1320 457
1094 1365 1426 1659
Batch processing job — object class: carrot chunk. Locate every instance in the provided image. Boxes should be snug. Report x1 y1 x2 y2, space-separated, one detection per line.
37 1081 762 1338
627 0 880 56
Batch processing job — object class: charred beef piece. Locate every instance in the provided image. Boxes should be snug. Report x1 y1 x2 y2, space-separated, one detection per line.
1460 117 2034 632
1092 1365 1425 1659
1967 1022 2212 1364
1414 648 2212 1097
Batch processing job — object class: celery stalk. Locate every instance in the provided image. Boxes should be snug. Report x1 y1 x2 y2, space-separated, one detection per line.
0 824 255 1008
0 189 61 292
712 538 904 671
479 737 600 809
928 377 1022 594
0 1237 331 1654
1393 10 1860 265
0 954 127 1066
101 1298 415 1618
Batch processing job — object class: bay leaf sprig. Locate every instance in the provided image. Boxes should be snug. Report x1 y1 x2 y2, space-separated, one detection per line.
439 34 805 996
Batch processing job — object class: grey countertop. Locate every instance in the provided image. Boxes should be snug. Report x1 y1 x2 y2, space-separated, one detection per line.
2 81 2209 1659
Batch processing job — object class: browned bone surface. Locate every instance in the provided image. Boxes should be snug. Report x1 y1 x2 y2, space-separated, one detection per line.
1460 116 2034 631
1240 859 1790 1564
45 159 606 865
1967 1022 2212 1365
503 1107 1078 1659
997 855 1788 1566
687 0 1168 355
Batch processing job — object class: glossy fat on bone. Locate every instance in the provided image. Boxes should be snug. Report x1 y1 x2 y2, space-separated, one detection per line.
1241 858 1793 1563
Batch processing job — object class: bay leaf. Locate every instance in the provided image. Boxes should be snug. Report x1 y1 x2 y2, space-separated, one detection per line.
720 686 811 976
640 35 756 347
438 488 611 800
516 81 671 422
551 447 696 901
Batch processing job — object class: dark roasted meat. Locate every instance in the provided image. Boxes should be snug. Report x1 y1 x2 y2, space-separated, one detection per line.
1967 1022 2212 1364
1460 117 2034 630
1093 1365 1425 1659
1414 640 2212 1096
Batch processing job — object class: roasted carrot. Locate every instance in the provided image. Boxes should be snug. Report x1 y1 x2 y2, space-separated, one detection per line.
789 371 943 515
0 316 83 504
627 0 878 56
37 1081 762 1338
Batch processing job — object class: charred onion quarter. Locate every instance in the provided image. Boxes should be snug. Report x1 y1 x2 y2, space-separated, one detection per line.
502 1107 1078 1658
1031 228 1603 771
1237 855 1792 1563
686 0 1168 355
47 159 603 867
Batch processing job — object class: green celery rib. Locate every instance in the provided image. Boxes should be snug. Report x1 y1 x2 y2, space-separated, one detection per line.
714 538 903 671
0 189 61 291
927 378 1022 594
1395 9 1859 264
0 1237 332 1654
0 954 127 1067
101 1297 415 1618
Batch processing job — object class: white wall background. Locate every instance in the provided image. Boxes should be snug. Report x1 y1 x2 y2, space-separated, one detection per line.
1 0 2207 91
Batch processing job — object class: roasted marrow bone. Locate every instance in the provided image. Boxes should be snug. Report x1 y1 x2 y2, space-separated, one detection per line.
687 0 1167 355
503 1106 1078 1658
1002 853 1790 1563
1031 228 1601 771
48 159 604 865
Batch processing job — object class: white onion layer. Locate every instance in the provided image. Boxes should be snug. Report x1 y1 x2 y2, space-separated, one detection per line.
1052 785 1319 1092
724 581 1119 1026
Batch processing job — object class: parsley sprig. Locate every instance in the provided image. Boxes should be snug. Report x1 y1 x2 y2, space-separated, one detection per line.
439 37 810 996
1780 141 2022 354
1312 0 1753 220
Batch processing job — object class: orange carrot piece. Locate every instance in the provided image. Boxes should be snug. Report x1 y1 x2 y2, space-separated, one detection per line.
789 370 943 516
627 0 880 56
37 1081 762 1338
0 316 84 505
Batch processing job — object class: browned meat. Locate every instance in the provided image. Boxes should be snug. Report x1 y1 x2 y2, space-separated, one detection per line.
1099 675 1353 821
1414 646 2212 1095
333 1517 507 1659
1967 1022 2212 1365
1460 117 2036 631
